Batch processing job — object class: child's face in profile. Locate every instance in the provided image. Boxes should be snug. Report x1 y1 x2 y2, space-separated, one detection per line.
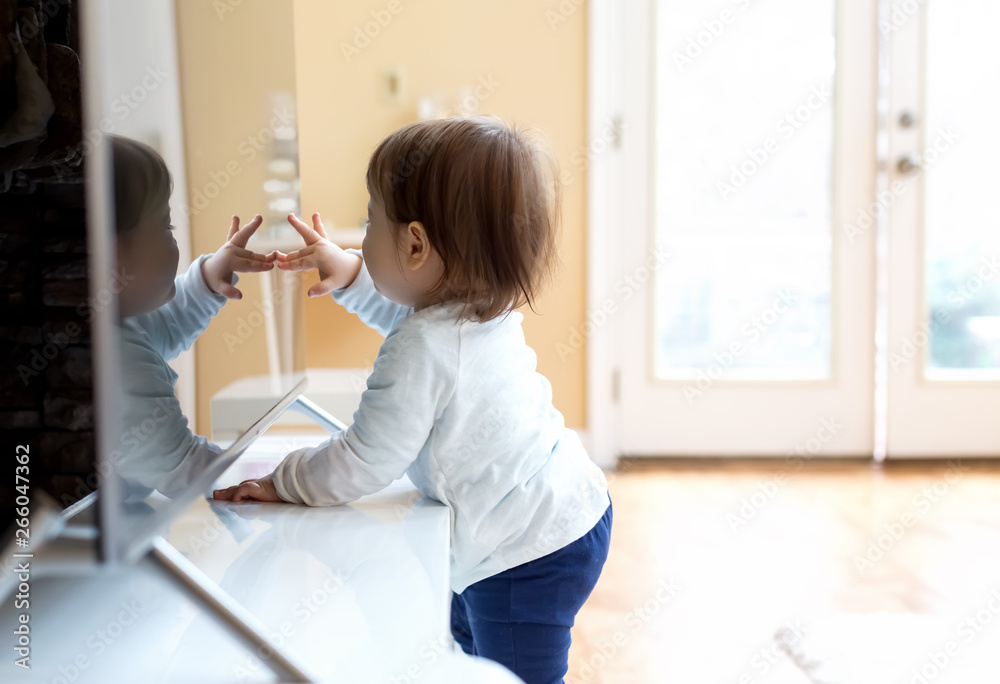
116 200 180 318
363 196 442 309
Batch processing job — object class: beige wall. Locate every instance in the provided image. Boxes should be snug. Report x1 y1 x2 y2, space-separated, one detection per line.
177 0 589 432
293 0 590 428
174 0 300 434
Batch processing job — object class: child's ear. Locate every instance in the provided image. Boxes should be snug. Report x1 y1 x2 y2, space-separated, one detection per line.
405 220 432 271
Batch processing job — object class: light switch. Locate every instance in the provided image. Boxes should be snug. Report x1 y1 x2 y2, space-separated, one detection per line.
381 67 405 105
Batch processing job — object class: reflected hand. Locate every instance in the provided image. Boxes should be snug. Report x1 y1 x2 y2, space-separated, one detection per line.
202 214 276 299
276 212 362 297
212 474 285 503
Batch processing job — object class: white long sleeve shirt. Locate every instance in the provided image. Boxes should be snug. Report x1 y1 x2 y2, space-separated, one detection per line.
116 255 230 498
271 250 610 593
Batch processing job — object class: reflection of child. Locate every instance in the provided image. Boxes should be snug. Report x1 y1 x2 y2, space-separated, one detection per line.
213 117 612 683
112 136 274 498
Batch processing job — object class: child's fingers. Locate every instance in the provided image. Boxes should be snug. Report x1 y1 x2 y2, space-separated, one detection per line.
276 245 315 262
233 247 273 262
215 282 243 300
287 213 320 245
231 484 255 502
216 484 250 502
230 214 263 248
227 216 241 240
213 479 260 501
308 278 337 298
232 481 273 502
311 212 328 239
212 485 237 500
277 254 320 271
233 256 275 272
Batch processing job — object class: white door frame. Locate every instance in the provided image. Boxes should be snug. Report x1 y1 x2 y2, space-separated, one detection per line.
586 0 626 469
884 1 1000 457
588 0 881 460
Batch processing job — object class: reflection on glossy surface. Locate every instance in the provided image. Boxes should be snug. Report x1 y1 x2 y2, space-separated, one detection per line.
104 113 295 551
90 0 308 566
108 367 305 563
162 466 453 682
171 494 447 680
1 445 520 683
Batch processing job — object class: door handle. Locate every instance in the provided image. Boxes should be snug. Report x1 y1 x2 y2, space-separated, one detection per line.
897 156 921 175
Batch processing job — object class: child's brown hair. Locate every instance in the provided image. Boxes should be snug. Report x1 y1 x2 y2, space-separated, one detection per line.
111 135 172 235
366 116 561 322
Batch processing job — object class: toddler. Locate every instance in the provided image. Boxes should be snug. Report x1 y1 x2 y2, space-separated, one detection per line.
111 135 274 497
213 117 612 684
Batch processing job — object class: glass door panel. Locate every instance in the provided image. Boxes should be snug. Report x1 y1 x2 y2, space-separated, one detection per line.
655 0 836 381
924 0 1000 380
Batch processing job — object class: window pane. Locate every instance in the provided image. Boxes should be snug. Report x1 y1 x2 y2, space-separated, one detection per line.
924 0 1000 378
653 0 835 380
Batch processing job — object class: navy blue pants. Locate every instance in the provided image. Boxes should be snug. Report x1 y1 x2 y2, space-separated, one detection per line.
450 498 613 684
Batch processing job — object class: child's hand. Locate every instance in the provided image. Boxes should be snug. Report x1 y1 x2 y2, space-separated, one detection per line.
278 212 362 297
212 474 284 503
201 214 276 299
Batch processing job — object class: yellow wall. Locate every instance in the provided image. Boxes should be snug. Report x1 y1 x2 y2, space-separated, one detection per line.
293 0 589 427
176 0 589 432
174 0 300 434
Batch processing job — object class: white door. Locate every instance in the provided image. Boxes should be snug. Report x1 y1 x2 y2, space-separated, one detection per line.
885 0 1000 456
601 0 880 457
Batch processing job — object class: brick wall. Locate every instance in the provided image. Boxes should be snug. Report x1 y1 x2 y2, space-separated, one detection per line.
1 0 91 537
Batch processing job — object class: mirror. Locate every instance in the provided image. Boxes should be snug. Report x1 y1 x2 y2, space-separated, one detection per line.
101 0 305 559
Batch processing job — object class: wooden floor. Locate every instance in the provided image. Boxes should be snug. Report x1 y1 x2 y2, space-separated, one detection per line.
567 459 1000 683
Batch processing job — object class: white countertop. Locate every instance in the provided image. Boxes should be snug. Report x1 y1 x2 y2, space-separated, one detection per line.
2 437 522 683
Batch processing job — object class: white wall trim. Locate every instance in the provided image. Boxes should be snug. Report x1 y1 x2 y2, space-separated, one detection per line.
585 0 625 470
